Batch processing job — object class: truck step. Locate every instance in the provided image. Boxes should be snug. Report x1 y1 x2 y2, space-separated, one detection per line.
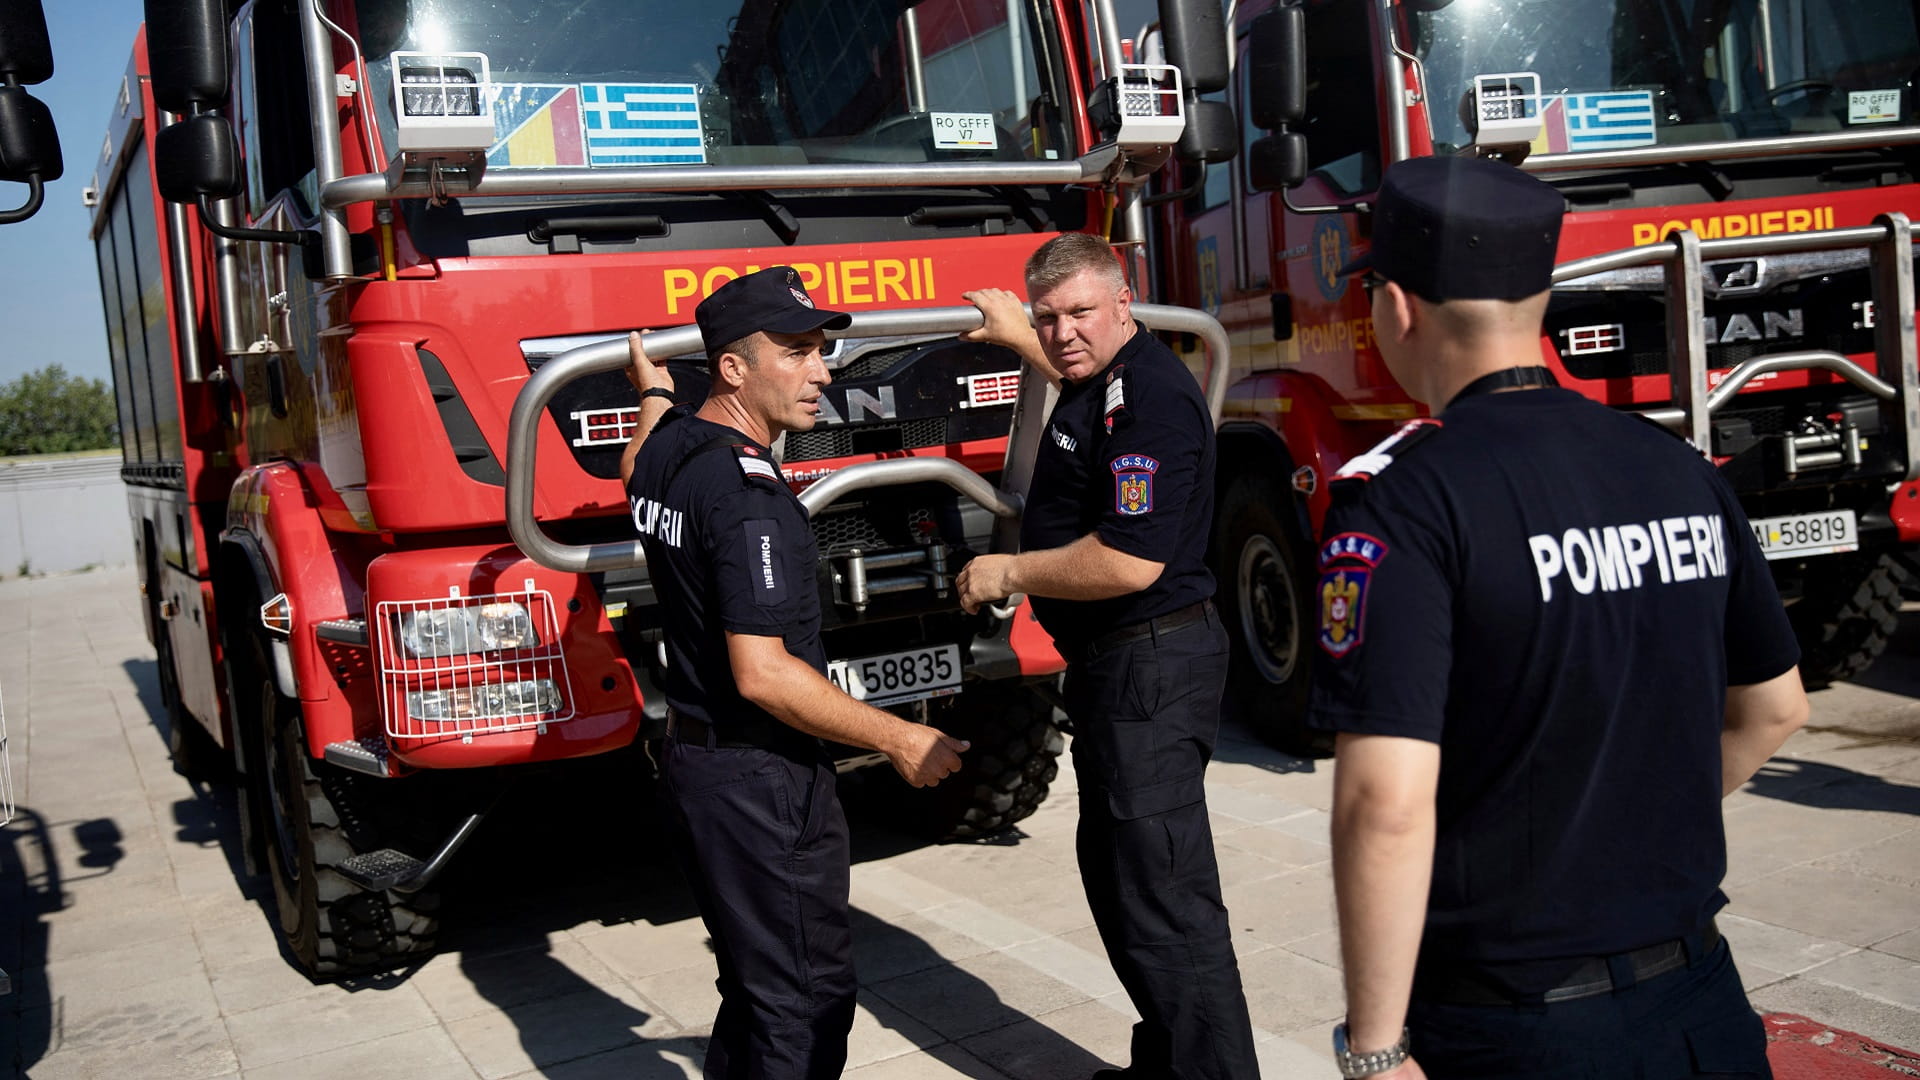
323 738 390 777
337 812 487 894
338 848 427 892
315 618 369 646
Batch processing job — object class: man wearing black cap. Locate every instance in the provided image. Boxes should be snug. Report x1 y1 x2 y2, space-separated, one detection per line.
1309 155 1808 1080
957 233 1261 1080
621 266 969 1080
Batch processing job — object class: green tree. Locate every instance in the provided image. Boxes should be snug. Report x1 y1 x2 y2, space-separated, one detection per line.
0 364 120 455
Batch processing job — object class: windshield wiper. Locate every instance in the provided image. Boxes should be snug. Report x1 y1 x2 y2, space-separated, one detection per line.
729 190 800 244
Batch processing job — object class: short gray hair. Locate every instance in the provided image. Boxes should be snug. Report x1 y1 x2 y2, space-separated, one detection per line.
1024 233 1126 295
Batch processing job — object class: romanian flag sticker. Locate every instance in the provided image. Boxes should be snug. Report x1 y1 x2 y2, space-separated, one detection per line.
488 84 587 168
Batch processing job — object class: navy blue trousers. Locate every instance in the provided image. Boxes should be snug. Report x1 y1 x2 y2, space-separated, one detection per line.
659 735 857 1080
1409 938 1771 1079
1065 612 1261 1080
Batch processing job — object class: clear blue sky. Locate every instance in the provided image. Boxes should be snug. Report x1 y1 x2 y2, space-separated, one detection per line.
1 1 146 386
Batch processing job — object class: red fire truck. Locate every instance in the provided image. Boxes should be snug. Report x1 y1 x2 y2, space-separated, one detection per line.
1134 0 1920 753
90 0 1233 975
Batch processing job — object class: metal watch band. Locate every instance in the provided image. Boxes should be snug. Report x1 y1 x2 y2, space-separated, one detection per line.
1333 1024 1410 1078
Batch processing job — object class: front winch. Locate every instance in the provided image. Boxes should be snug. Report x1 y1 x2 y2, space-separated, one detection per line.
832 544 951 612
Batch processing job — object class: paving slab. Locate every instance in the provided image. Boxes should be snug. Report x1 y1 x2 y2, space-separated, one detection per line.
3 567 1920 1078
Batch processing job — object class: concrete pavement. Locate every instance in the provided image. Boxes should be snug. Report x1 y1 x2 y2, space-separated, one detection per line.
1 565 1917 1078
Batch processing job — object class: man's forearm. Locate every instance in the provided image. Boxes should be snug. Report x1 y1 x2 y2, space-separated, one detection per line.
741 647 914 755
1334 806 1434 1051
1331 736 1440 1054
1007 534 1161 601
617 399 676 487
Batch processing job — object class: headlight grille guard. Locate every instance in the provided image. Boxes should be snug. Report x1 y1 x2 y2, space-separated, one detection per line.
372 582 575 742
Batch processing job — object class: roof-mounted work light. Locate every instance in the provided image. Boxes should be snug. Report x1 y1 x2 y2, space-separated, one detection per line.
388 51 493 189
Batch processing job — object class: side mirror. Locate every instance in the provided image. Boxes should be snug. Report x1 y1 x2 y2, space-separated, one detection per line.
1248 131 1307 192
154 112 241 201
1247 5 1306 130
1157 0 1229 94
145 0 228 114
0 0 59 224
1177 99 1239 164
0 0 54 86
0 85 61 183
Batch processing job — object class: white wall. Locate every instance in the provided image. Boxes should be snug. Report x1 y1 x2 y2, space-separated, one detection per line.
0 454 131 577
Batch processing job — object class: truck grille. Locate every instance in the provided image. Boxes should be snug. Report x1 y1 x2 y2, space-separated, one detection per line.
1548 270 1875 381
809 503 938 556
785 416 950 462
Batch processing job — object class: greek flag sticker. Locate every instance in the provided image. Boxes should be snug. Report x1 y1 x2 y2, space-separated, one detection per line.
581 83 706 166
1564 91 1657 151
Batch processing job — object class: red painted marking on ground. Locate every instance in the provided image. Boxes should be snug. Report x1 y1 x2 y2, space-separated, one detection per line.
1766 1013 1920 1077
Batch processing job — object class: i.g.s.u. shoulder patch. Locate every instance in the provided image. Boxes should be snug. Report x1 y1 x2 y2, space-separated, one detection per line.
732 444 782 484
1111 454 1158 515
1331 418 1442 484
1317 531 1388 658
1103 364 1131 433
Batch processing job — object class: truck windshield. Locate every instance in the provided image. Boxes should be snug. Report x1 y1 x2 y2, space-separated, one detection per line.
1412 0 1920 156
354 0 1072 170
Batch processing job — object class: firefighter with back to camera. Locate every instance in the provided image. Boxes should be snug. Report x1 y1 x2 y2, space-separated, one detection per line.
618 266 970 1080
1307 155 1810 1080
957 233 1262 1080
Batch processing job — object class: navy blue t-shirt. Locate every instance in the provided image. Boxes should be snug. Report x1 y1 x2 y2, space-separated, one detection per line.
1307 386 1799 990
627 405 826 739
1020 325 1217 647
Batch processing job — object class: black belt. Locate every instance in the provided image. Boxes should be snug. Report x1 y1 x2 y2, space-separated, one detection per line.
1063 600 1212 661
1417 920 1723 1006
665 709 788 750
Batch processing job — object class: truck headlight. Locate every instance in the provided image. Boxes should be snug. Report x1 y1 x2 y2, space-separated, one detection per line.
406 678 563 722
397 602 539 658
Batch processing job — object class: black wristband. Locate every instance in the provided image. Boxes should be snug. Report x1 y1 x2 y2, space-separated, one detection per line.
639 387 675 402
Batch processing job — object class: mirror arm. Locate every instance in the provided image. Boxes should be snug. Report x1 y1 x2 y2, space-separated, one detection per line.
196 194 316 246
1142 161 1206 206
0 175 43 225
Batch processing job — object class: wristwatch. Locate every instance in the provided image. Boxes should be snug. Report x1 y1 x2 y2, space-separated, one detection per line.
1333 1023 1410 1078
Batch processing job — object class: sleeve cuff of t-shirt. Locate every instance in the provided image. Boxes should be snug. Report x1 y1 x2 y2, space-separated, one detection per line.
1094 522 1171 565
720 615 807 640
1727 644 1802 688
1306 705 1444 744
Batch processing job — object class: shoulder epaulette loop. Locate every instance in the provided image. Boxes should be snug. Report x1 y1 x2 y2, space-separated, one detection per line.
1330 418 1443 485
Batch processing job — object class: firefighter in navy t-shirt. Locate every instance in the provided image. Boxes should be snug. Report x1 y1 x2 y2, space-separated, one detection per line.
958 234 1260 1080
1308 156 1810 1080
618 267 968 1080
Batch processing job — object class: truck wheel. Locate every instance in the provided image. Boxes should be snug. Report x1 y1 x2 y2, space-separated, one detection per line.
1214 474 1330 757
255 640 439 977
873 683 1063 841
1789 552 1911 689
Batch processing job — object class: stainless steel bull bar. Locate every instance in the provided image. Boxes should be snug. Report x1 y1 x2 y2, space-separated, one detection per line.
505 303 1232 574
1551 213 1919 483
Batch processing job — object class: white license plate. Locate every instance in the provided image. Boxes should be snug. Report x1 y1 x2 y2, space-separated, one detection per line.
827 644 963 708
1751 509 1859 560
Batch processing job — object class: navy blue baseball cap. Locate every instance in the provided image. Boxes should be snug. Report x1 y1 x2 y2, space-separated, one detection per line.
1339 156 1565 302
695 266 850 355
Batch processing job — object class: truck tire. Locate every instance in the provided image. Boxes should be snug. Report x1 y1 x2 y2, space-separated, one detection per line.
1214 474 1330 757
1789 552 1911 689
252 636 439 978
869 683 1064 841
